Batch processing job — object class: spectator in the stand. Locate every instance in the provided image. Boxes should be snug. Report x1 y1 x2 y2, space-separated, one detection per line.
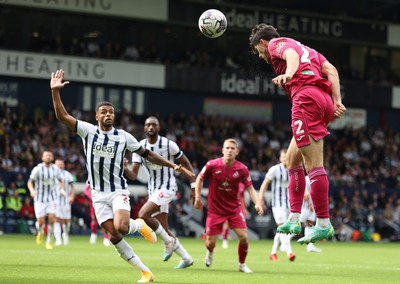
15 173 27 199
19 196 35 221
123 43 140 61
5 182 23 218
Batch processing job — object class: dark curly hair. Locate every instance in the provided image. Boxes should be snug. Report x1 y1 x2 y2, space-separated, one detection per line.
249 24 280 54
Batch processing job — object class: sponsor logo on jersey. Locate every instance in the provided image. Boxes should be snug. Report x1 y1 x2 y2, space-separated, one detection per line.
92 143 116 158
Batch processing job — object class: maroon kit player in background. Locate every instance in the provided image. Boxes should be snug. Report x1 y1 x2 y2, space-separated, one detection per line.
194 138 263 273
249 24 346 244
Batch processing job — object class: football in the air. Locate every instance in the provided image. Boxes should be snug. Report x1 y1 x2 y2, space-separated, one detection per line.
198 9 227 38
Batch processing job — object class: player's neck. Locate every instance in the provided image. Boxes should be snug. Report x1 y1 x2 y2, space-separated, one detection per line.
98 124 113 132
223 158 235 167
147 135 159 144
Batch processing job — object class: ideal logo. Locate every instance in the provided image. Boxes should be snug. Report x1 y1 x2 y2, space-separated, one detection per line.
221 73 260 95
220 73 286 96
92 143 116 158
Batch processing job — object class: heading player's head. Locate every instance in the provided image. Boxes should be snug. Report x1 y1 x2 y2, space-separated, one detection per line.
144 116 160 138
95 101 114 130
42 151 54 165
222 138 240 161
249 23 280 63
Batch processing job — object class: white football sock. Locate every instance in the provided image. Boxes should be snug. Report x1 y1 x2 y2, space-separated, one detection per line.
47 224 54 243
62 222 70 234
155 224 173 244
114 238 150 272
173 238 192 262
127 219 140 235
316 218 331 228
271 233 280 254
288 213 300 222
54 222 62 243
282 234 293 255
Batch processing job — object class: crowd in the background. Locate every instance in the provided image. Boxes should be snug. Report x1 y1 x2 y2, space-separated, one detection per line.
42 35 398 84
1 102 400 240
1 31 390 85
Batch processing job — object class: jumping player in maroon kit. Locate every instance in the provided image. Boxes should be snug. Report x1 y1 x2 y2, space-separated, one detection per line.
194 138 263 273
249 24 346 244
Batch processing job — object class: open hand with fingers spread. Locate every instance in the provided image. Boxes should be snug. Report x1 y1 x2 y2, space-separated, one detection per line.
50 69 70 91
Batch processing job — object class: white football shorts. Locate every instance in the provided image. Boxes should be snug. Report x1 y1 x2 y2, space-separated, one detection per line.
57 203 72 219
34 201 57 218
148 189 176 214
272 207 290 225
91 189 131 226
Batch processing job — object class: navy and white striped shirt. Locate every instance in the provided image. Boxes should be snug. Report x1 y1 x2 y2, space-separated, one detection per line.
29 163 62 203
265 163 290 209
76 120 141 192
57 169 74 206
132 136 183 195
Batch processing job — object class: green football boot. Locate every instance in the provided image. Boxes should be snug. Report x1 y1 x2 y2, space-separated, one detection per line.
277 220 302 235
297 225 334 244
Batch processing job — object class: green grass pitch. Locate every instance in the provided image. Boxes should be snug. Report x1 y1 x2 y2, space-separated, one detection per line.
0 234 399 283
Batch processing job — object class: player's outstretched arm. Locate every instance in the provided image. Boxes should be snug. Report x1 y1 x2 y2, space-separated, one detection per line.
138 148 194 178
50 69 76 131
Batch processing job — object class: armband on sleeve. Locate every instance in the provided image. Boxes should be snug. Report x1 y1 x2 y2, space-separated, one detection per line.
140 149 150 158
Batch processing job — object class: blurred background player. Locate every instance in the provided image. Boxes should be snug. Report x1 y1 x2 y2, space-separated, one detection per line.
300 176 322 252
221 182 248 249
125 116 195 269
84 182 110 246
259 148 295 261
54 158 75 246
27 151 63 250
194 138 264 273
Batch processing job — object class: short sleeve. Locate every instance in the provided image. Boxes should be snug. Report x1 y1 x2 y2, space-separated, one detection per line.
265 165 277 181
132 152 142 164
76 120 95 139
125 131 142 152
29 166 38 180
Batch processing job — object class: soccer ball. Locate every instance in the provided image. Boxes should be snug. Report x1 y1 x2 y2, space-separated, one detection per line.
198 9 227 38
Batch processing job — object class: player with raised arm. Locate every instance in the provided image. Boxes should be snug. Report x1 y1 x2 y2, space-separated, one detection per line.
50 69 194 283
249 24 346 244
259 148 295 261
194 138 264 273
125 116 195 269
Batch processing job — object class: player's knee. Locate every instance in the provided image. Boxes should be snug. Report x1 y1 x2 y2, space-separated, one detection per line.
114 221 129 235
205 239 216 250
